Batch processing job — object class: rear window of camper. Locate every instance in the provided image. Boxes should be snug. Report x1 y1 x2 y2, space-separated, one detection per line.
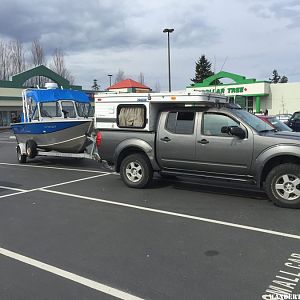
117 105 146 129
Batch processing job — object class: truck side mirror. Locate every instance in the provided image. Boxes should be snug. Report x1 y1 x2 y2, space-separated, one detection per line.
229 126 245 139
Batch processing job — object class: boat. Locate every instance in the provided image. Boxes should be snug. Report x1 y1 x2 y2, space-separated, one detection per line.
11 84 94 161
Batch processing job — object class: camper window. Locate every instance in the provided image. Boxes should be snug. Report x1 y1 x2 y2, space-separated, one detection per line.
117 105 146 128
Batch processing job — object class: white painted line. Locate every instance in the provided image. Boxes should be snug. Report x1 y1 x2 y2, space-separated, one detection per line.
0 141 17 144
0 185 27 192
0 190 30 199
41 188 300 241
0 173 111 199
0 162 113 174
39 173 111 189
0 247 143 300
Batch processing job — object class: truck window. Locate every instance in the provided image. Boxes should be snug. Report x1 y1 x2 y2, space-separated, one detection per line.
203 113 240 136
166 111 195 134
117 105 146 128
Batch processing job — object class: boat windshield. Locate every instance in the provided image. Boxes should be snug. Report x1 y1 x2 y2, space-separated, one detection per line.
61 101 77 118
40 102 62 118
76 102 94 118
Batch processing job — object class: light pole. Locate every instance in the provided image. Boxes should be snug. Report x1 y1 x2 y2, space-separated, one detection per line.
108 74 113 87
163 28 174 92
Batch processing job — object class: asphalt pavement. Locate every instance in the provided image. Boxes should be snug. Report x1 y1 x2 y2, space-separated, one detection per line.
0 130 299 300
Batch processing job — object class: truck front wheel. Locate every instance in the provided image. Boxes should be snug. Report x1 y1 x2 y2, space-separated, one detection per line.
265 163 300 208
120 153 153 188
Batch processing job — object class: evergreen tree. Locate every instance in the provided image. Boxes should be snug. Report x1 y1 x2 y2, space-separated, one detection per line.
279 75 288 83
191 55 214 83
269 69 281 83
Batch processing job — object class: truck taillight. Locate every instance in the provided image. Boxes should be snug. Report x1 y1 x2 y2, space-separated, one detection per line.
96 132 102 147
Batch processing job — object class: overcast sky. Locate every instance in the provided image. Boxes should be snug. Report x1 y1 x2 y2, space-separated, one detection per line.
0 0 300 90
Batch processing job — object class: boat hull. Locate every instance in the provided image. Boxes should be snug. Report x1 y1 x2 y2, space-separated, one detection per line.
11 120 93 153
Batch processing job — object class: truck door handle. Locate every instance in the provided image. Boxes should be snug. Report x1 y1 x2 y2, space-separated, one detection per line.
160 137 171 142
198 139 209 144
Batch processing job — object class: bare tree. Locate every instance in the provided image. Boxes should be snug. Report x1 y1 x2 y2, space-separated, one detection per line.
0 41 11 80
31 39 45 66
50 48 74 84
138 72 144 84
29 39 47 87
115 69 125 83
9 40 26 75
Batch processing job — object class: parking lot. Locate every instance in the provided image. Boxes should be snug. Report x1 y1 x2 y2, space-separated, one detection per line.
0 130 299 300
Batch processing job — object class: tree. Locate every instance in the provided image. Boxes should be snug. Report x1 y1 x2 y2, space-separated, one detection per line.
115 69 125 83
191 55 214 83
269 69 281 83
269 70 288 83
30 39 47 87
279 75 288 83
91 79 100 91
9 40 26 75
50 48 74 84
0 41 10 80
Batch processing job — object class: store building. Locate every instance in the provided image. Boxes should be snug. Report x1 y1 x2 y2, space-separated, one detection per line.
0 65 82 127
186 71 300 115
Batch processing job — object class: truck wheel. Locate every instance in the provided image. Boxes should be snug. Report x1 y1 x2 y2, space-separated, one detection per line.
120 153 153 188
265 163 300 208
26 140 37 159
17 146 27 164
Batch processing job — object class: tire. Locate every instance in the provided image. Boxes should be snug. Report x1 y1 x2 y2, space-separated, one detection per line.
120 153 153 188
265 163 300 208
26 140 37 159
17 146 27 164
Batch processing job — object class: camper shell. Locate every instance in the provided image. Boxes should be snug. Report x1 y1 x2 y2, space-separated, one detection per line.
94 91 228 131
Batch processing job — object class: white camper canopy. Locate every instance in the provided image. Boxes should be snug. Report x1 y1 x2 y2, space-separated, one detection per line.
94 91 228 131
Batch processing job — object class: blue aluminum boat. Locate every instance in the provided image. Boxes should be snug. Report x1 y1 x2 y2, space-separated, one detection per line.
11 86 94 157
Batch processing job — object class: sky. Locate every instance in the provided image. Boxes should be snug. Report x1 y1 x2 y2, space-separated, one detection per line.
0 0 300 91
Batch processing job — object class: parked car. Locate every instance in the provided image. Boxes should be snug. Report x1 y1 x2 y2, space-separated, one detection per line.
257 115 292 132
276 114 292 124
287 111 300 132
95 91 300 208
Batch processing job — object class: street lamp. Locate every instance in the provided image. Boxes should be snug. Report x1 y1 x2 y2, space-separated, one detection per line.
163 28 174 92
108 74 113 87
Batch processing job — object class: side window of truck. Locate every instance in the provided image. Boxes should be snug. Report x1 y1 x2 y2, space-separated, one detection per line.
166 111 195 134
117 105 146 128
202 113 240 136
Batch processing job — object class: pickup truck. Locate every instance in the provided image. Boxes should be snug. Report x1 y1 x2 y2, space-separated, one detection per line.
96 103 300 208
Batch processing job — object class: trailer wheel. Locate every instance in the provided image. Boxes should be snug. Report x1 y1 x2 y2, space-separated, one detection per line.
265 163 300 208
17 146 27 164
120 153 153 188
26 140 37 159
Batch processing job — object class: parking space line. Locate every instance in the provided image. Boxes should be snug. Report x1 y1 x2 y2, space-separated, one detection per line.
41 189 300 241
0 247 143 300
0 162 112 174
0 186 27 192
0 174 112 199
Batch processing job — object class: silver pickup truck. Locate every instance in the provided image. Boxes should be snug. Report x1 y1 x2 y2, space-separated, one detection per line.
96 105 300 208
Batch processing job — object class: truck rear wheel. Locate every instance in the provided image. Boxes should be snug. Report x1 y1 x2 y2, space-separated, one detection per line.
265 163 300 208
120 153 153 188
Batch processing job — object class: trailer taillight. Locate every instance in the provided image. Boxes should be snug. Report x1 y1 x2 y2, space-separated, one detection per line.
96 132 102 147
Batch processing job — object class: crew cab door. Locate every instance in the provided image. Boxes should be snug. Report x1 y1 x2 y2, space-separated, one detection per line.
156 111 197 170
195 112 253 175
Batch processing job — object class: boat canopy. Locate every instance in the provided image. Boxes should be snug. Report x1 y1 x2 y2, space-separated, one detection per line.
25 89 90 103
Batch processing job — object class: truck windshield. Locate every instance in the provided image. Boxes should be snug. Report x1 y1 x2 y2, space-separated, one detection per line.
233 110 274 132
